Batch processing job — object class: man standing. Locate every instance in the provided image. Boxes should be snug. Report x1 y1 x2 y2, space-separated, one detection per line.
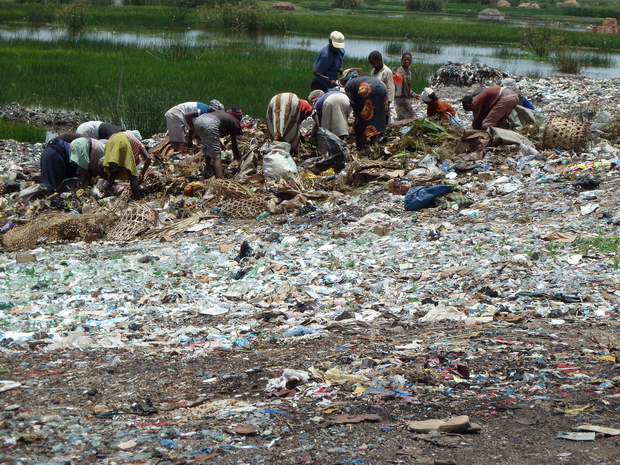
311 31 345 93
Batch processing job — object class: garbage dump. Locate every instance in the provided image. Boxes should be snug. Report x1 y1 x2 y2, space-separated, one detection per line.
2 67 620 464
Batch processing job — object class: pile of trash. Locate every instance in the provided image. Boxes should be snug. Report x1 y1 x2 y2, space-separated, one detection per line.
0 102 93 132
2 66 620 464
430 62 511 89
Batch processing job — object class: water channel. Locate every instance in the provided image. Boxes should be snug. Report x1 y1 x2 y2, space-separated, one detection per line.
1 25 618 79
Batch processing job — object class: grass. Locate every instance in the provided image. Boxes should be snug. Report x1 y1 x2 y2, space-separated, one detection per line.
577 235 620 255
551 49 613 73
577 234 620 269
411 40 444 55
493 47 526 60
0 119 46 144
2 3 620 50
0 35 439 136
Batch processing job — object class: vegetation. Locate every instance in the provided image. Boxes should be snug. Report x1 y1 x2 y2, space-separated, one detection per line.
330 0 363 9
0 119 46 144
0 36 438 137
551 49 612 73
520 26 565 58
2 2 620 50
577 234 620 269
60 0 90 33
405 0 446 11
411 40 444 54
198 0 287 31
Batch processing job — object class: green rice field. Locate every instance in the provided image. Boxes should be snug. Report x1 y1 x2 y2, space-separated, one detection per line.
0 36 438 137
2 1 620 138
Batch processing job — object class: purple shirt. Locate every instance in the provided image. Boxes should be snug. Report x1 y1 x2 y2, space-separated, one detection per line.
314 91 341 117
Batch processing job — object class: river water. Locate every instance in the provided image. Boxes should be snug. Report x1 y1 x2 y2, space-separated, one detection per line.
1 26 618 79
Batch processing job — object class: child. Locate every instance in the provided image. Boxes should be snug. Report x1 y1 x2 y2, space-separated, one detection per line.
419 87 462 126
369 51 395 123
395 52 415 120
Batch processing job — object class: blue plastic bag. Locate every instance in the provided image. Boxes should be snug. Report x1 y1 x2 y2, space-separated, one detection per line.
404 185 453 211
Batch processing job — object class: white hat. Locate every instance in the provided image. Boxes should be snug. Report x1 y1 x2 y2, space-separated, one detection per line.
420 87 436 103
329 31 345 49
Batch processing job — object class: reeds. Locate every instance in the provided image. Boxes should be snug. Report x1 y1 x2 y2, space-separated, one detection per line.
0 120 46 144
411 41 444 55
551 50 613 74
0 35 439 137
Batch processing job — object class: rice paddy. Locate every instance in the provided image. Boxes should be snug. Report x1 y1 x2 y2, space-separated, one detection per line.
2 1 620 139
0 35 440 137
0 119 46 144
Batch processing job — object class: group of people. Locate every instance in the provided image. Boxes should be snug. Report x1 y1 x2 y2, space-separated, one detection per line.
268 31 464 152
40 125 150 201
39 102 245 200
38 31 535 201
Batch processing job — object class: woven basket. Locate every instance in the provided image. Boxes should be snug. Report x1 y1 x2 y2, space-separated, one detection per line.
542 117 591 151
220 196 269 219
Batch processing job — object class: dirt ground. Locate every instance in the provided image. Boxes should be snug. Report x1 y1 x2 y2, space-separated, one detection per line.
3 72 620 464
2 322 620 465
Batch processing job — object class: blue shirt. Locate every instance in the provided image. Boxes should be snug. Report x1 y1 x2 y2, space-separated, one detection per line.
313 45 345 82
197 102 209 114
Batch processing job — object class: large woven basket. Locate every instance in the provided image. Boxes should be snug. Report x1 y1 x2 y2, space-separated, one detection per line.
542 117 591 152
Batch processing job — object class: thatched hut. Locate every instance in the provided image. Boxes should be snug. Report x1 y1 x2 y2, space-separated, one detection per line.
272 1 295 9
587 18 620 34
496 0 510 6
478 8 505 21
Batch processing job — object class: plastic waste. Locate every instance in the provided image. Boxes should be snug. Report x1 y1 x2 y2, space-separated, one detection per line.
419 306 467 322
262 141 298 180
404 185 453 211
321 367 368 384
283 326 317 336
316 128 346 172
516 144 540 171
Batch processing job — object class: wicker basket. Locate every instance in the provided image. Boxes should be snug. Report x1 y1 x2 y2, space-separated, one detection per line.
542 117 591 152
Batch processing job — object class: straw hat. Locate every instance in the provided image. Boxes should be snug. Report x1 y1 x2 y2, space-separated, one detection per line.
338 68 363 87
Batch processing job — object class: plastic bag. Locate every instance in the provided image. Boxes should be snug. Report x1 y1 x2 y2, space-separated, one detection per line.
404 185 453 211
448 113 462 127
316 127 346 172
262 142 298 180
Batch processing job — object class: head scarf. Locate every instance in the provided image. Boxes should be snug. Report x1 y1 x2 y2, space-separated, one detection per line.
209 99 224 112
339 68 361 86
500 78 519 93
420 87 437 103
308 90 325 104
69 137 91 170
126 130 142 141
227 108 244 135
227 108 243 123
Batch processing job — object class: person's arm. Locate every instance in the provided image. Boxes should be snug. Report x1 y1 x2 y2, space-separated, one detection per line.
231 136 241 162
426 103 436 118
184 110 200 147
314 70 337 89
311 112 320 139
79 167 90 186
138 147 152 182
